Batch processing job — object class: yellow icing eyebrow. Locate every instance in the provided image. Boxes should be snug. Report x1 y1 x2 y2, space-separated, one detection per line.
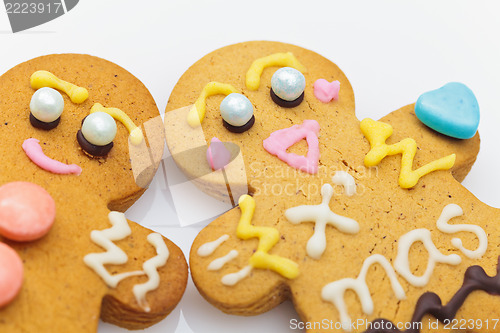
90 103 143 145
245 52 307 90
187 82 238 127
237 195 299 279
30 70 89 104
360 118 456 188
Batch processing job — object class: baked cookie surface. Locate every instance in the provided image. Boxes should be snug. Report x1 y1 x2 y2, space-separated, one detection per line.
165 41 500 332
0 54 187 332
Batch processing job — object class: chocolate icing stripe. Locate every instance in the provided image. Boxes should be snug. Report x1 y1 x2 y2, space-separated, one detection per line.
363 257 500 333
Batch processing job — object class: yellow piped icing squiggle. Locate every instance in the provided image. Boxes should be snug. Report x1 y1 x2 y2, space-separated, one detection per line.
90 103 144 145
30 70 89 104
245 52 307 90
187 82 239 127
237 195 299 279
360 118 456 188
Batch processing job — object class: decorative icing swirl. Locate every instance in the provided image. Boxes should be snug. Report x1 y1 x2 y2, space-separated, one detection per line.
360 118 456 188
83 212 144 288
84 213 170 312
132 233 169 312
364 257 500 333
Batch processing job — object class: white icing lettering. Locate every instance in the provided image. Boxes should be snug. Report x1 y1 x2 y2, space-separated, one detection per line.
322 254 405 332
285 184 359 259
394 228 461 287
436 204 487 259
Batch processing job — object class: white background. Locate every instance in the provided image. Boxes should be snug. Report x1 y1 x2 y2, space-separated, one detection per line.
1 1 499 332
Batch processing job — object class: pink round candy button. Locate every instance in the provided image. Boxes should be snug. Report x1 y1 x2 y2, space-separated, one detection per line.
0 182 56 242
0 242 23 307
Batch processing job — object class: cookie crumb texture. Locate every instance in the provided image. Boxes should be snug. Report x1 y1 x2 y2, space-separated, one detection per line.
165 41 500 332
0 54 187 332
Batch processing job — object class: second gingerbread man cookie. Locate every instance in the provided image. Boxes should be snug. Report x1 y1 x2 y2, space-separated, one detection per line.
165 41 500 332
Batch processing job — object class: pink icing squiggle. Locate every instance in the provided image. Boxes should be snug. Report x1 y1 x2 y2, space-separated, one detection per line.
263 120 320 174
22 138 82 175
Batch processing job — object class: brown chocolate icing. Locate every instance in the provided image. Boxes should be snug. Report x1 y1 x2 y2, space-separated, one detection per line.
223 115 255 133
270 89 304 108
364 257 500 333
29 113 60 130
76 130 113 157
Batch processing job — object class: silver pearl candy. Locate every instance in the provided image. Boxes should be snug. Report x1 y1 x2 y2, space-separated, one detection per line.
81 112 117 146
30 87 64 122
271 67 306 101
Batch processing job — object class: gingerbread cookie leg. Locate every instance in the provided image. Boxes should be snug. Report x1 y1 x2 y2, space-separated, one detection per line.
93 215 187 329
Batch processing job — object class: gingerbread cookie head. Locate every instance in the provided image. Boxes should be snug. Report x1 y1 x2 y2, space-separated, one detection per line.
165 41 499 332
0 54 187 332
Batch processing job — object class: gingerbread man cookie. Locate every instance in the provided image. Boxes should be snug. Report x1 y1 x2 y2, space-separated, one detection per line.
165 41 500 332
0 54 187 332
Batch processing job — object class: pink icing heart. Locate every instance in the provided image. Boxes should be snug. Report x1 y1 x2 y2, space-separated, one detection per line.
313 79 340 103
206 137 231 171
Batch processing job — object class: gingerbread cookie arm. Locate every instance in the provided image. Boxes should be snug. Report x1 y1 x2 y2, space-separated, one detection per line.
378 104 480 183
190 199 294 315
102 219 187 329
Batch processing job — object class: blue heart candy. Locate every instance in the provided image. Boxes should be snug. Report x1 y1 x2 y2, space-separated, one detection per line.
415 82 479 139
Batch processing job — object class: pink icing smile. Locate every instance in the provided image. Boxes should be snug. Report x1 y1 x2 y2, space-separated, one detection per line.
313 79 340 103
263 119 320 174
22 138 82 175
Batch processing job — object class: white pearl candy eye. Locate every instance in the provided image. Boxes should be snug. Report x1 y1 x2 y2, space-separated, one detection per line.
220 93 254 127
81 112 117 146
271 67 306 101
30 87 64 122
